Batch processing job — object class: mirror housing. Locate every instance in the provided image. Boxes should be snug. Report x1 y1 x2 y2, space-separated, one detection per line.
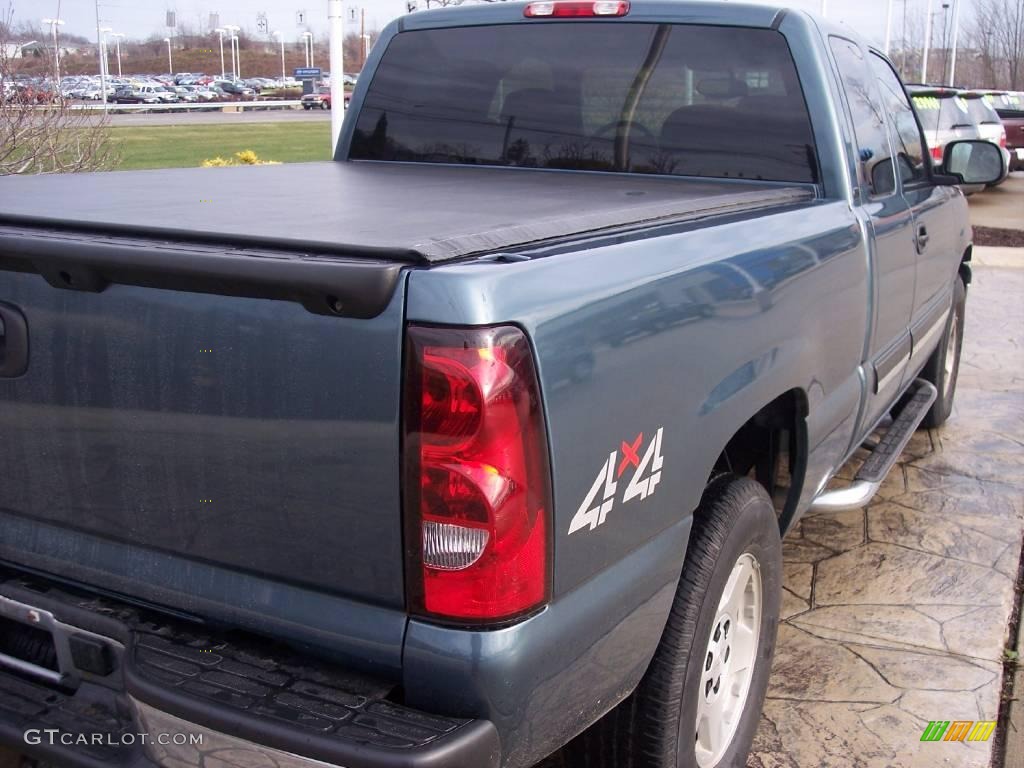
937 140 1005 186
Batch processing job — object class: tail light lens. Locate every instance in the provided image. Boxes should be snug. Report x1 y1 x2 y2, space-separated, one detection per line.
931 144 944 163
999 129 1007 148
404 325 552 623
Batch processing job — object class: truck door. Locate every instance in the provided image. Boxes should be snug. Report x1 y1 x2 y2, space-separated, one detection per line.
868 53 957 382
829 37 917 431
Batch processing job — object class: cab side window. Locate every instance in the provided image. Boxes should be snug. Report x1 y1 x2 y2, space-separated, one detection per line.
868 54 928 185
829 37 895 197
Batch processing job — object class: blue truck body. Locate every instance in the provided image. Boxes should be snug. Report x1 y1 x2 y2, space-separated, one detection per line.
0 3 984 767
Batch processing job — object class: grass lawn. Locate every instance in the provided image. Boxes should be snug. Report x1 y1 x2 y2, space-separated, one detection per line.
110 122 332 171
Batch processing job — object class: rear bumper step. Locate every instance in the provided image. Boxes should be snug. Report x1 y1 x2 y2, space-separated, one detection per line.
810 379 938 513
0 567 500 768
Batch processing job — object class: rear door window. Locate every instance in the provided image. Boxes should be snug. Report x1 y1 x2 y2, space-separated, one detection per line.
867 54 926 185
350 23 818 183
829 37 895 196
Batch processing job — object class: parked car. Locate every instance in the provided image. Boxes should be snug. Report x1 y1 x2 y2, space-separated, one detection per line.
959 90 1010 185
172 85 199 103
154 85 179 103
907 85 987 193
994 91 1024 172
110 86 161 104
301 85 332 110
214 79 255 98
186 85 219 102
17 84 59 104
82 85 115 101
0 4 1003 768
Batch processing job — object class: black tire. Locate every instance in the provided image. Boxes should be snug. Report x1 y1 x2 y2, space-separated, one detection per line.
919 276 966 429
320 100 329 110
565 474 782 768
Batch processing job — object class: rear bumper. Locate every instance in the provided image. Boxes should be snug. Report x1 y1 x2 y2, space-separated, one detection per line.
0 567 500 768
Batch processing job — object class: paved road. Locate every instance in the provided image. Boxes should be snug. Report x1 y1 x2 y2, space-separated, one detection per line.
969 171 1024 230
105 108 332 127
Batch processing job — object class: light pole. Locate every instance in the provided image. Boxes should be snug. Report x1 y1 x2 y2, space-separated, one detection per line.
921 0 933 82
329 0 344 153
99 26 112 100
111 32 124 77
94 0 108 109
883 0 893 55
163 37 173 74
940 3 950 87
273 31 286 84
41 18 65 83
302 31 313 68
214 28 226 79
948 0 961 85
224 25 240 79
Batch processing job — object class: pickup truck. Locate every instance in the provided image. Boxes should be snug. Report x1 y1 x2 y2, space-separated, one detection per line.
995 91 1024 172
0 3 1004 768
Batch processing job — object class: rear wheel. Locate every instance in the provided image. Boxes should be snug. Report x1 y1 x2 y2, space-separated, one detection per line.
566 474 782 767
920 275 966 429
320 100 329 110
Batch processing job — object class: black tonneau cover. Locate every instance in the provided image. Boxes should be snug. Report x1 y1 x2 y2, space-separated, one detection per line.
0 161 813 263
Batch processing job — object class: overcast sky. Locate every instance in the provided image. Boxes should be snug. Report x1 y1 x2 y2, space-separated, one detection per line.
16 0 975 51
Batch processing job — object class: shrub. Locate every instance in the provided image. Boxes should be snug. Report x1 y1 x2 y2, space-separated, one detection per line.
201 150 281 167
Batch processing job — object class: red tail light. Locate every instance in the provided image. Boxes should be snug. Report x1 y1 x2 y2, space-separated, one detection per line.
525 0 630 17
999 129 1007 148
930 144 944 162
404 325 552 623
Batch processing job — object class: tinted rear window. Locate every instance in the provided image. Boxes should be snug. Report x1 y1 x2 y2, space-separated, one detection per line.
911 94 975 132
996 94 1024 120
963 96 1000 124
350 23 818 183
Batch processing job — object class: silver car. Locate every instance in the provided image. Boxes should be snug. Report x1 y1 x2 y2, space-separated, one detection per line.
959 90 1011 186
908 86 985 194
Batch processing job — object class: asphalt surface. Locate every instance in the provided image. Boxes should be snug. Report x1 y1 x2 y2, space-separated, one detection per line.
969 171 1024 230
103 107 332 127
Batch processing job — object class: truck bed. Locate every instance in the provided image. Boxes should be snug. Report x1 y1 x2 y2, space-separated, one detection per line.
0 161 813 262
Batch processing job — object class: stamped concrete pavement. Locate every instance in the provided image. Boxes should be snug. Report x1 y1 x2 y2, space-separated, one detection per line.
750 247 1024 768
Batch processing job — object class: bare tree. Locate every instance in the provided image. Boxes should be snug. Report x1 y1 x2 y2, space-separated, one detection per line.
0 5 116 174
970 0 1024 89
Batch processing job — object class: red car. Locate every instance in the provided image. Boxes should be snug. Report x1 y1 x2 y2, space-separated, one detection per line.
301 86 332 110
994 92 1024 172
301 85 352 110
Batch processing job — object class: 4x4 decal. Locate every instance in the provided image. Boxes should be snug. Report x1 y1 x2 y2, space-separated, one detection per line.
568 428 665 535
